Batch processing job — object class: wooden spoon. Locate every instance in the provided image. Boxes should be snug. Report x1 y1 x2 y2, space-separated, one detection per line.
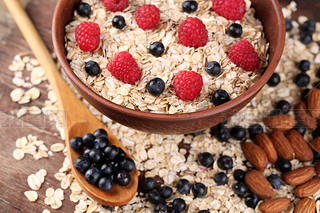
4 0 138 206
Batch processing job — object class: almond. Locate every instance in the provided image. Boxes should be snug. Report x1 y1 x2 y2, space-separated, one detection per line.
293 198 316 213
255 133 278 164
283 166 315 186
293 177 320 198
307 88 320 119
241 142 268 171
269 130 295 160
259 197 291 213
316 161 320 176
263 114 295 131
245 170 274 199
311 137 320 153
286 130 313 161
295 102 317 130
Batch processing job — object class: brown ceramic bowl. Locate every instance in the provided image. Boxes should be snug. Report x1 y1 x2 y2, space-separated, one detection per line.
52 0 285 135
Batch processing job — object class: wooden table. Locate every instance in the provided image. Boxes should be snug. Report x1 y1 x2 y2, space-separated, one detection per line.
0 0 319 212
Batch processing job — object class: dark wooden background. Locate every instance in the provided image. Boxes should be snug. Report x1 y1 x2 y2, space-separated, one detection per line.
0 0 319 212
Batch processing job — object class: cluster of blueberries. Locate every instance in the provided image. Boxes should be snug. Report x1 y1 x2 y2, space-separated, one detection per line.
72 128 135 191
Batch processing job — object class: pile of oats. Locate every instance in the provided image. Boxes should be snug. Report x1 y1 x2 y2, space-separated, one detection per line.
65 0 269 114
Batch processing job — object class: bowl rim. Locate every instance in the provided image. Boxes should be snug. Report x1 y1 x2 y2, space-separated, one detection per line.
52 0 285 122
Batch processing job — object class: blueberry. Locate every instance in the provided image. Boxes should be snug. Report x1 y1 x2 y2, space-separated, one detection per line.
85 61 101 76
215 126 230 142
302 20 316 33
112 15 126 29
74 156 91 173
170 209 180 213
101 205 114 210
149 42 165 57
301 88 310 100
88 148 103 163
205 61 221 76
314 81 320 89
85 167 102 185
214 172 228 185
267 73 281 87
295 73 310 87
148 190 161 204
299 60 311 72
142 177 156 192
98 176 114 191
198 211 209 213
192 182 207 198
276 100 291 114
300 32 313 45
231 126 246 140
212 89 230 106
147 78 165 96
93 129 108 138
276 158 292 173
294 123 306 136
83 147 91 157
234 169 246 182
94 137 110 150
70 137 84 151
120 158 136 172
233 182 248 196
182 0 198 13
82 133 95 147
190 131 202 137
158 185 173 199
317 68 320 78
117 148 127 159
245 194 260 208
109 160 120 172
217 156 233 170
77 3 91 17
313 150 320 161
313 126 320 138
285 19 292 31
100 163 113 176
114 170 131 186
248 124 263 139
154 203 168 213
267 174 282 189
176 179 191 194
172 198 186 212
198 152 214 167
104 145 119 160
229 23 242 38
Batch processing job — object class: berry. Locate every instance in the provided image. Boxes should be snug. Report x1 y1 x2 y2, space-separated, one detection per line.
276 158 292 173
191 131 202 137
154 203 168 213
172 198 186 211
82 133 95 147
301 88 310 100
101 0 128 12
314 81 320 89
114 170 131 186
148 190 161 204
83 147 91 157
295 73 310 87
88 148 104 163
233 182 248 196
75 22 100 52
104 145 119 160
285 19 292 31
74 156 91 173
182 1 198 13
173 70 203 101
135 5 160 30
313 126 320 138
77 3 91 17
313 150 320 161
100 163 113 176
214 172 228 185
142 177 156 192
234 169 245 182
98 176 114 191
93 129 108 138
117 148 127 159
159 185 173 199
294 123 306 136
149 42 165 57
192 182 207 198
205 61 221 76
212 0 246 20
109 160 120 172
231 126 246 140
228 40 260 71
212 89 230 106
248 124 263 139
198 152 214 167
299 60 311 72
147 77 165 96
176 179 191 194
198 211 209 213
94 137 110 150
215 126 230 142
178 17 208 48
317 68 320 78
120 158 136 172
267 174 282 189
70 137 84 151
245 194 260 208
217 156 233 170
302 20 316 33
300 32 313 45
229 23 242 38
85 167 102 185
108 51 142 84
276 100 291 114
267 73 281 87
112 15 126 29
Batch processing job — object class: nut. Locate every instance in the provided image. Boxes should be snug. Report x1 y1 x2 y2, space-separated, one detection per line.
241 142 268 171
311 137 320 153
286 129 313 162
295 102 317 130
293 198 316 213
259 197 291 213
269 130 295 160
307 88 320 119
283 166 315 186
263 114 296 131
293 177 320 198
255 133 278 164
244 170 274 199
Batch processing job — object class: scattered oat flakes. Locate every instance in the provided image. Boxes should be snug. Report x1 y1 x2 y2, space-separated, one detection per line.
10 88 25 102
26 87 41 100
50 143 65 152
24 191 38 202
13 149 25 160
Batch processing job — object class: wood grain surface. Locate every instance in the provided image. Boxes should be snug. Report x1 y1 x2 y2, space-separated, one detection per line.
0 0 319 212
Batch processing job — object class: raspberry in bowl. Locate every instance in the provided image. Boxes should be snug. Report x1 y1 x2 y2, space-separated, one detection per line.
53 0 285 134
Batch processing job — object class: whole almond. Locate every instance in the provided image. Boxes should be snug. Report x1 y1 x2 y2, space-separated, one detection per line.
293 177 320 198
269 130 295 160
245 170 274 199
255 133 278 164
259 197 291 213
295 102 317 130
316 161 320 176
294 198 316 213
241 142 268 171
283 166 315 186
307 88 320 119
311 137 320 153
286 129 313 161
263 114 295 131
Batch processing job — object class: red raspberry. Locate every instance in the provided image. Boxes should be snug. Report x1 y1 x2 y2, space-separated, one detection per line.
228 40 260 71
178 17 208 48
108 51 142 84
173 71 203 101
212 0 246 21
75 22 100 52
102 0 128 12
135 5 160 30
